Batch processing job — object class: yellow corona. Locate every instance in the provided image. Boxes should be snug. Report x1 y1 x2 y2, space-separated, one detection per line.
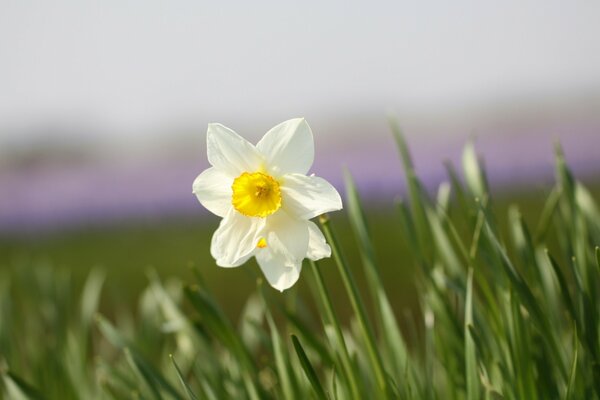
231 172 282 218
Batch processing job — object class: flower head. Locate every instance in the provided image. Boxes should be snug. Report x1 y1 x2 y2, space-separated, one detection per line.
193 118 342 291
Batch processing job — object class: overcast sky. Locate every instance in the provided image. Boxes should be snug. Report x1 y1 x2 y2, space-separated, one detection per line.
1 1 600 144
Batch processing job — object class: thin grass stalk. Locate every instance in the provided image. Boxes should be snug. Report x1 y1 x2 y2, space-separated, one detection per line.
291 335 328 400
319 216 389 397
308 260 361 399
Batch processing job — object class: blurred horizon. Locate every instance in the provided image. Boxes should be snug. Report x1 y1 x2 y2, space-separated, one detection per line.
1 1 600 231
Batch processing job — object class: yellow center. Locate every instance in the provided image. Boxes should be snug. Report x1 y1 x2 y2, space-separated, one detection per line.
231 172 282 218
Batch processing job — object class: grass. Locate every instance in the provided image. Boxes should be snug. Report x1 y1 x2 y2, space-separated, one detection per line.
1 122 599 399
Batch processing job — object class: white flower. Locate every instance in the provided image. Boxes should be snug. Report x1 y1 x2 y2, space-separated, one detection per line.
192 118 342 292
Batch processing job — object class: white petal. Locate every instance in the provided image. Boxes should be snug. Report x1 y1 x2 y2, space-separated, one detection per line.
307 221 331 260
280 174 343 220
210 209 265 267
256 118 314 176
207 123 263 176
256 249 302 292
192 167 233 217
264 210 309 262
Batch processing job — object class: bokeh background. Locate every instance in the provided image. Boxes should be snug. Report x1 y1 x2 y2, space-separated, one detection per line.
1 1 599 316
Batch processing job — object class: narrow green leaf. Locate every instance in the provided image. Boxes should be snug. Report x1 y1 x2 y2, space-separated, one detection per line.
565 324 578 400
307 260 361 398
427 207 463 276
508 206 536 268
509 289 535 400
465 268 479 400
96 315 184 400
124 347 164 400
320 217 389 396
96 314 129 349
344 169 413 387
131 349 187 400
80 269 105 331
394 197 418 253
546 251 578 329
183 286 253 370
170 355 199 400
555 143 576 203
482 221 568 380
534 187 560 242
467 325 485 361
444 160 471 216
2 371 45 400
184 285 262 400
462 141 488 199
379 296 416 392
343 169 384 309
265 308 296 400
436 181 452 217
282 309 334 366
388 115 414 172
291 335 327 400
389 116 432 265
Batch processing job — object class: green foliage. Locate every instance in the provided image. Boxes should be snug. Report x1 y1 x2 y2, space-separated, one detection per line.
1 122 600 399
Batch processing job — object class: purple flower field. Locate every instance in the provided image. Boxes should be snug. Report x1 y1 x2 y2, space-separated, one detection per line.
1 126 598 233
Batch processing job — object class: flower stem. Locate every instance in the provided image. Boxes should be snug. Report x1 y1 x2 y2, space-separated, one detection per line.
319 215 389 397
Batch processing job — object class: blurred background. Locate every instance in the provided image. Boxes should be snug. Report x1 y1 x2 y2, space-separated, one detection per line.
1 1 599 314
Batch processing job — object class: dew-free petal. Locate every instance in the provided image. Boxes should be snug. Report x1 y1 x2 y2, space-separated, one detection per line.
306 221 331 261
210 208 265 267
256 249 302 292
263 210 309 262
192 167 233 218
207 123 263 176
280 174 343 220
256 118 314 176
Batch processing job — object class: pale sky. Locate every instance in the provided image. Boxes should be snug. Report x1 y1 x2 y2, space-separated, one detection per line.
1 1 600 144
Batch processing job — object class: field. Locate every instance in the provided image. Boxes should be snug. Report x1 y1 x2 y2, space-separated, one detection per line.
0 131 599 399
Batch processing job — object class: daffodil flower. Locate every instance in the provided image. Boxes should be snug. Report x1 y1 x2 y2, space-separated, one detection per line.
193 118 343 291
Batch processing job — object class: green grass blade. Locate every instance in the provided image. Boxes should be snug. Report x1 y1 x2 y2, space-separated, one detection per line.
124 347 164 400
184 285 254 370
427 207 463 276
281 309 334 366
389 116 433 265
436 181 452 217
170 355 200 400
343 169 419 395
96 315 184 400
565 324 578 400
388 115 414 172
444 160 470 213
546 251 579 327
132 349 186 400
534 187 560 242
2 371 45 400
96 314 130 349
308 260 361 398
465 268 479 400
379 297 417 395
320 216 389 396
462 141 489 200
80 269 105 332
394 198 418 254
184 285 261 400
509 289 536 399
291 335 327 400
482 221 568 380
265 308 296 400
